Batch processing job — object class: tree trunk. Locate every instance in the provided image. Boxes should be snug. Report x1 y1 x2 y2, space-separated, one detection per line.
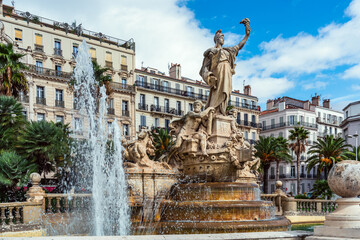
275 160 280 181
263 163 270 194
296 153 301 195
6 66 12 96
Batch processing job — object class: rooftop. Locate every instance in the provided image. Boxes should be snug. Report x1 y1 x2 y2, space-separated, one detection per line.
1 4 135 50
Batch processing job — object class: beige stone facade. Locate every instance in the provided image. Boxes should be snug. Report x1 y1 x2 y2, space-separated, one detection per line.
0 3 136 138
135 64 260 144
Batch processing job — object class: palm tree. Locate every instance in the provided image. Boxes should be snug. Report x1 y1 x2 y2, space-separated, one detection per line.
307 135 351 178
254 136 277 193
92 59 112 95
344 146 360 161
0 43 28 97
0 95 27 150
274 136 292 181
151 128 175 161
289 126 310 195
16 121 72 178
310 180 333 199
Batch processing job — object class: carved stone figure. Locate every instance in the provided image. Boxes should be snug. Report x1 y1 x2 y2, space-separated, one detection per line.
170 100 214 155
200 18 250 115
123 129 171 172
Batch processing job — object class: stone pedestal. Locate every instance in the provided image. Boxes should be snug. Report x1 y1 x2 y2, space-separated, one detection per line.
208 114 233 147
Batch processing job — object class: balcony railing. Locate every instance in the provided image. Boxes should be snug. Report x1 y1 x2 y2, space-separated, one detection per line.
34 44 44 52
107 108 115 115
18 95 29 103
229 101 259 111
121 64 128 71
135 81 208 101
122 110 130 117
105 61 113 68
138 103 148 111
262 121 317 131
54 48 62 56
270 175 275 180
25 64 72 79
279 174 286 179
300 173 306 178
316 117 339 126
36 97 46 105
8 9 135 50
307 174 313 179
109 82 135 92
55 100 64 108
236 120 262 129
149 104 184 116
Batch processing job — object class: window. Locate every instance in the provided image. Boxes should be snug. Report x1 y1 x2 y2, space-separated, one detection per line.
154 97 159 107
163 81 169 92
152 78 159 89
105 51 112 62
270 184 275 193
36 61 43 73
205 90 210 97
37 113 45 122
74 118 82 132
37 86 45 98
270 167 275 176
165 119 170 129
291 184 296 194
22 111 27 120
155 118 160 128
121 55 127 65
280 116 284 124
300 115 304 124
72 44 78 57
252 132 256 141
123 124 129 136
301 183 305 194
35 33 42 45
289 115 295 125
244 113 248 125
15 28 22 41
186 86 193 96
198 88 203 96
108 98 114 109
237 112 241 124
244 131 248 140
252 115 256 124
176 101 181 112
262 120 266 128
279 132 283 137
271 119 275 128
55 65 62 76
56 89 63 101
90 48 96 59
235 97 240 107
291 166 296 177
56 115 64 124
107 122 113 135
122 100 128 111
175 83 180 93
54 40 61 55
140 115 146 127
188 103 193 112
140 94 145 106
121 78 127 87
164 99 169 112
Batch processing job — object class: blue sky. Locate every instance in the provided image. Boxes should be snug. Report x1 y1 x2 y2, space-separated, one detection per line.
7 0 360 110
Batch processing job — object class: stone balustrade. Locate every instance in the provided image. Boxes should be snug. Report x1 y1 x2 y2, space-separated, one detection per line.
43 193 92 213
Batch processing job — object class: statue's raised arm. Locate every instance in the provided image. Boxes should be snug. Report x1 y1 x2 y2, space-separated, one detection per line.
237 18 251 52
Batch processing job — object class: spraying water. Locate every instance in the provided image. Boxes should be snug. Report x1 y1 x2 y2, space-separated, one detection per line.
72 40 130 235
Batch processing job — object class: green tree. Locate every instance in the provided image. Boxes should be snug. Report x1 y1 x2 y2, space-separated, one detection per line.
306 135 351 179
274 136 292 181
151 128 175 161
254 136 277 193
16 121 72 178
310 180 333 199
0 43 28 97
289 126 310 195
343 146 360 161
0 95 27 150
0 151 37 202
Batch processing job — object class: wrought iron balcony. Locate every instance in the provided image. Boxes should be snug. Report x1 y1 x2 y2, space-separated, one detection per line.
105 61 113 68
34 44 44 52
121 64 128 71
269 175 275 180
122 110 130 117
54 48 62 56
228 101 259 111
55 100 64 108
109 82 135 92
107 108 115 115
279 174 287 179
262 121 317 131
17 95 29 103
236 120 261 129
25 64 72 79
138 103 148 111
300 173 306 178
36 97 46 105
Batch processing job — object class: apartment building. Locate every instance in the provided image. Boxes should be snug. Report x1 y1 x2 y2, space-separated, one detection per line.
135 64 261 143
0 3 136 138
341 100 360 147
260 96 343 194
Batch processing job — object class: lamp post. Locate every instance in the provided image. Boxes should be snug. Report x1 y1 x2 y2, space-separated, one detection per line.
348 131 359 161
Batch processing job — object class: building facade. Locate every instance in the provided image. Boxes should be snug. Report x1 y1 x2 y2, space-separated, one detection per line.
135 64 261 143
0 3 136 138
341 100 360 147
260 96 343 194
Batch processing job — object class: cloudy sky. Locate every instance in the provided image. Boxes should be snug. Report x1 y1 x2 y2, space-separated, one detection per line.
6 0 359 110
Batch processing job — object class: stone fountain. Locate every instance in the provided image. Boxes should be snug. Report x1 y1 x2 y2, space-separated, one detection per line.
123 18 291 234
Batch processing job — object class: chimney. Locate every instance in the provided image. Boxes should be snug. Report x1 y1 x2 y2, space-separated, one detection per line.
323 99 330 108
266 99 274 110
244 85 251 95
312 95 320 106
169 63 181 79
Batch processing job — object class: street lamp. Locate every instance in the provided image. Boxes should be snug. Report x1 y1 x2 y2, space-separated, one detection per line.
348 131 359 161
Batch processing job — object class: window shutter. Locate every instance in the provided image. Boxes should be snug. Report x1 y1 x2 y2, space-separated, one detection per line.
35 34 42 45
121 55 127 65
15 29 22 40
106 52 112 61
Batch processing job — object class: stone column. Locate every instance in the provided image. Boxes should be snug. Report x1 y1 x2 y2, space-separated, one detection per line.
24 173 46 224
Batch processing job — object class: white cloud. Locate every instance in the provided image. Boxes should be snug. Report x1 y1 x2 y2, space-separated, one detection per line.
233 0 360 102
303 81 328 90
352 84 360 90
343 64 360 79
